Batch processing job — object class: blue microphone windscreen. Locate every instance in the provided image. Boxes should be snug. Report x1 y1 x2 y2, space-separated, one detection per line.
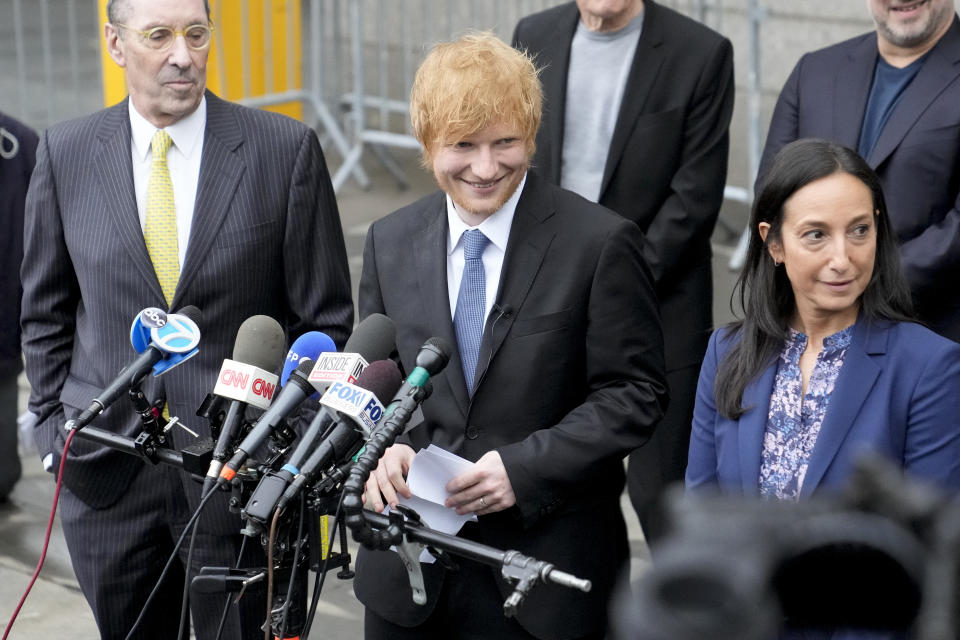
281 331 337 386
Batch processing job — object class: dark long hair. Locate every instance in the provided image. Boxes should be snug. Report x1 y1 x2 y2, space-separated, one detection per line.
715 139 914 418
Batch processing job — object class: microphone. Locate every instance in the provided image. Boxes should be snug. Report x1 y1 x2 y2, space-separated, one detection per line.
342 338 452 549
69 306 202 431
298 358 402 472
281 331 337 387
307 312 398 393
286 313 399 471
385 337 452 414
202 315 285 494
243 360 402 522
229 331 337 467
218 357 317 485
345 313 398 364
274 360 403 513
484 304 514 373
492 303 514 319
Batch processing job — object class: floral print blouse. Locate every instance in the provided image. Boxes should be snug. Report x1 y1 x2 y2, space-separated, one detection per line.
759 325 854 501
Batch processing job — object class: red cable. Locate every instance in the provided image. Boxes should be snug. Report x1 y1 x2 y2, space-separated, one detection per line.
3 428 77 640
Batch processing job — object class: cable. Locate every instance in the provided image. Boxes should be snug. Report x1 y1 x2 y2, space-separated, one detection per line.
213 536 249 640
3 429 78 640
124 486 219 640
300 489 347 640
277 493 307 640
178 482 222 639
265 508 282 640
214 596 232 640
176 518 202 640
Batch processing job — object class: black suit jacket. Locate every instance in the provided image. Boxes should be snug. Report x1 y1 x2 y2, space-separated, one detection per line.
21 93 353 525
513 0 734 370
759 16 960 341
353 172 668 639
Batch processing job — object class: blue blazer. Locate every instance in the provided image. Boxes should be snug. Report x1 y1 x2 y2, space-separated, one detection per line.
687 317 960 496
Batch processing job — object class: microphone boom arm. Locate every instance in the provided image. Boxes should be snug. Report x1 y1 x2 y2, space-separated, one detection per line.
340 384 591 617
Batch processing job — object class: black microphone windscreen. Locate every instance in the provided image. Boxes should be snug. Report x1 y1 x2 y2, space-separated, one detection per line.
345 313 397 362
425 336 452 357
294 358 315 377
355 359 403 403
233 315 286 371
417 337 452 374
175 305 203 328
427 337 453 360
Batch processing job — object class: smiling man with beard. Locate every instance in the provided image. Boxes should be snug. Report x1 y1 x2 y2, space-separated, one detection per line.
758 0 960 343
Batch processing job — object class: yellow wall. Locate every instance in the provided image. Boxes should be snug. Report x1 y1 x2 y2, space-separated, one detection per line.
99 0 302 121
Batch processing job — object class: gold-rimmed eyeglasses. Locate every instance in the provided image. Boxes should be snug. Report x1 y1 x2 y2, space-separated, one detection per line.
114 23 214 51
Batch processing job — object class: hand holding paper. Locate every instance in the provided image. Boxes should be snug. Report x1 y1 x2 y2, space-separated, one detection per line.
445 450 516 516
390 445 479 563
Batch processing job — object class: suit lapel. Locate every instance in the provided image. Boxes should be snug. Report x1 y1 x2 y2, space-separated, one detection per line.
599 0 665 198
173 93 246 308
738 361 776 495
95 101 166 305
800 319 884 497
868 18 960 168
415 195 469 416
536 4 579 184
832 36 877 149
473 173 555 395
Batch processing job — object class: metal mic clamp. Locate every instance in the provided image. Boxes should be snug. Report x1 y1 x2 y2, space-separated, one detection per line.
389 508 428 606
191 567 265 599
500 550 592 618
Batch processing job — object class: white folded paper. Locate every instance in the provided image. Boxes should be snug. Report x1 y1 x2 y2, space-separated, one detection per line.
390 445 477 563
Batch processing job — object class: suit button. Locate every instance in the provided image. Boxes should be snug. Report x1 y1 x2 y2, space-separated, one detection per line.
466 425 480 440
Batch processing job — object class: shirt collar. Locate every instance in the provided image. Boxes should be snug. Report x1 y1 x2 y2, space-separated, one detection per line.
129 96 207 161
446 173 526 255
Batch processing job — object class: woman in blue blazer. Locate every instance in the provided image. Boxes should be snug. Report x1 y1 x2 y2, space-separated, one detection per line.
687 139 960 499
683 139 960 638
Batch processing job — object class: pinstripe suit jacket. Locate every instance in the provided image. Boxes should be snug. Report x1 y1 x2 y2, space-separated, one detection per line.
21 92 353 523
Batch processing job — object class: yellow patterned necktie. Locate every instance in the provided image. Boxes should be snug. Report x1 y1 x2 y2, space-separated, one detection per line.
144 129 179 307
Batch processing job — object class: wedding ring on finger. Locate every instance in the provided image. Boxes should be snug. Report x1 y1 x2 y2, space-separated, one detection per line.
479 496 487 507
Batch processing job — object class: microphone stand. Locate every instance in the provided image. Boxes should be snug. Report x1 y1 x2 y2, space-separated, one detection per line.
357 507 592 616
338 384 592 617
75 424 185 467
69 379 593 639
70 381 214 476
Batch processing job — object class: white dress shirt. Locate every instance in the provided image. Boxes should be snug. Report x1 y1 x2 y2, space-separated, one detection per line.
129 97 206 268
446 174 526 323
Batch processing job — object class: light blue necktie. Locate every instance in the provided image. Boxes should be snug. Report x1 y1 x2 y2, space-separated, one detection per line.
454 229 490 394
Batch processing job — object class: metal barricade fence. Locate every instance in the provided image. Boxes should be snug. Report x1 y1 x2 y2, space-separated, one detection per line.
220 0 371 189
331 0 566 191
326 0 758 258
0 0 102 131
1 0 878 267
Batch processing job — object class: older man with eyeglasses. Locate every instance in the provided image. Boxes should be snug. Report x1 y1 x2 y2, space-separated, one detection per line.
20 0 353 638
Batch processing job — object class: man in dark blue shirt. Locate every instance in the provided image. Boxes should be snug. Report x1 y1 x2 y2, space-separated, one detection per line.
759 0 960 342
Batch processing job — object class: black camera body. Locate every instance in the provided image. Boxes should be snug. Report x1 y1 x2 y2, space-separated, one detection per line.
612 457 960 640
